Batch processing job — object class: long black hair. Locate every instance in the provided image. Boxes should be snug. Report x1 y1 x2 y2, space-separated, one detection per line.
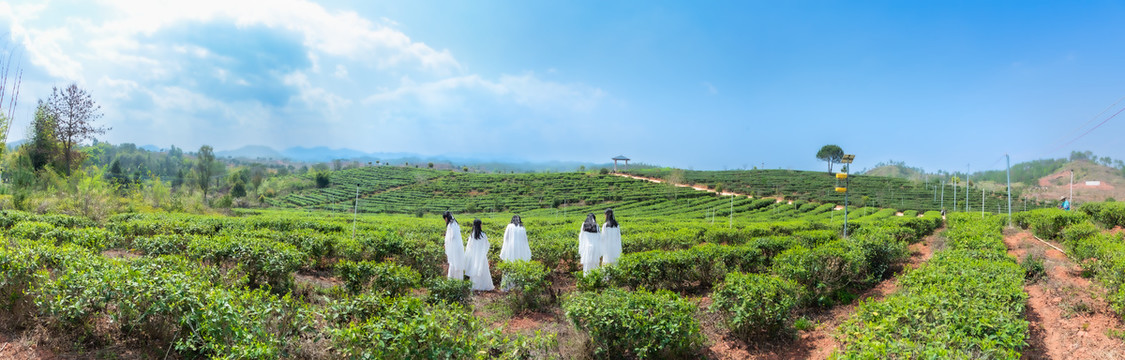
443 211 457 225
510 215 523 227
604 208 618 228
472 219 484 239
582 213 599 233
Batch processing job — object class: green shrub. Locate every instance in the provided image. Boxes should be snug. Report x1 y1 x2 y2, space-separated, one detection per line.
498 260 552 312
329 294 497 359
836 213 1028 359
564 288 703 359
575 267 614 292
1079 201 1125 228
427 278 472 306
710 273 803 339
335 259 421 295
132 234 194 256
1022 254 1045 281
1013 208 1088 240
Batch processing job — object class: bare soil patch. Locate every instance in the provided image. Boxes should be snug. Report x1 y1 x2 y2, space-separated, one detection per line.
1004 229 1125 359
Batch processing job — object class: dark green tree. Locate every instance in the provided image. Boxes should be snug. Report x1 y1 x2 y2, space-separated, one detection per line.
816 144 844 174
196 145 215 202
27 101 60 171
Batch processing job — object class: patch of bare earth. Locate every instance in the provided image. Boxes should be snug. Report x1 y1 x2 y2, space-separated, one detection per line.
701 228 941 360
1004 229 1125 359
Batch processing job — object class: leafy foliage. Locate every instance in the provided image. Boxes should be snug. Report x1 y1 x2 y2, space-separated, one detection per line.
564 288 703 359
710 272 803 339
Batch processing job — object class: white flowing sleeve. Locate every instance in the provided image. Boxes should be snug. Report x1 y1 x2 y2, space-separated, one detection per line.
500 224 516 261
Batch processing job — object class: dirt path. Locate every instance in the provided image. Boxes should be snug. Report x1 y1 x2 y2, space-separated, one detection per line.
703 229 940 359
1004 230 1125 359
613 173 754 198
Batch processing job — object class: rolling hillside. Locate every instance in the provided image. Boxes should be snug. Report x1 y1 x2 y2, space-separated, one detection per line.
263 166 1056 215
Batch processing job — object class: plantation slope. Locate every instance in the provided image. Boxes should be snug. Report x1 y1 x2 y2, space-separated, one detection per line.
267 166 728 215
622 168 1054 213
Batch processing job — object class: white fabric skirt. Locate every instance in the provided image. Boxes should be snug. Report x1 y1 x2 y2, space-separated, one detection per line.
445 223 467 279
465 234 494 291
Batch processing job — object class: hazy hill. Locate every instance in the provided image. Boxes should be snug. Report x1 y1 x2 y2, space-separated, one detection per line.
1023 160 1125 203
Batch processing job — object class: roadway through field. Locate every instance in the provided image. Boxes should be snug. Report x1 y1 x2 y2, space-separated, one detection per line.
1004 230 1125 359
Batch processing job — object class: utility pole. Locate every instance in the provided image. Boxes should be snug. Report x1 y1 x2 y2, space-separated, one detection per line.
941 180 945 210
1070 169 1074 210
1006 154 1012 227
729 195 733 228
966 164 970 212
352 183 360 239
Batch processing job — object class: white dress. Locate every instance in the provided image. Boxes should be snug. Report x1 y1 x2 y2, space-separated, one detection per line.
444 222 467 279
464 233 495 291
601 224 622 265
579 230 601 274
500 224 532 262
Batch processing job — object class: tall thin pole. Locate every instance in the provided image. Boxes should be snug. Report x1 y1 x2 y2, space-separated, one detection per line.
1070 169 1074 210
844 165 850 238
729 195 733 228
966 164 970 212
1006 154 1012 226
953 177 957 211
941 180 945 210
981 187 985 217
352 183 360 239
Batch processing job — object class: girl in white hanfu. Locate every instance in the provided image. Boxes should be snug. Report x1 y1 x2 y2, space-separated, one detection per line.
500 215 532 262
601 209 622 266
500 215 532 291
578 213 601 274
464 219 495 291
443 212 467 280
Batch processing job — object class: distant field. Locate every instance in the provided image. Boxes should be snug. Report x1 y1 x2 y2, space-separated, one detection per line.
264 166 1053 216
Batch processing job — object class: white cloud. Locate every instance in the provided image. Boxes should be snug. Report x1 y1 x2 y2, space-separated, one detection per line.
0 0 616 156
364 72 606 114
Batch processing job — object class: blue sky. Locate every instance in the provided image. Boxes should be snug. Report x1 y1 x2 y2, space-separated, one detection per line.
1 1 1123 172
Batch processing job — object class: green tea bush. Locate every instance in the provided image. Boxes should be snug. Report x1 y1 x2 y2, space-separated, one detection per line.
610 243 765 292
498 260 552 312
329 294 498 359
564 288 703 359
836 213 1028 359
710 272 803 339
131 234 195 256
1013 208 1088 240
335 259 421 295
771 242 863 306
426 278 472 305
1079 201 1125 228
187 235 307 290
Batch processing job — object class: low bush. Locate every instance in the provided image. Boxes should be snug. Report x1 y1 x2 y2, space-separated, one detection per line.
497 260 552 312
835 213 1028 359
710 272 803 339
335 259 421 295
1013 208 1088 240
1078 201 1125 229
427 277 472 306
564 288 703 359
328 294 499 359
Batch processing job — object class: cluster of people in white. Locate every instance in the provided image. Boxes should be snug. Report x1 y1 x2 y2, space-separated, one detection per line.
579 209 622 274
443 209 623 291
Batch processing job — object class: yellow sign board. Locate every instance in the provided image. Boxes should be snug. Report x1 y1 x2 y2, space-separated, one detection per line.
836 173 848 179
835 187 847 193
